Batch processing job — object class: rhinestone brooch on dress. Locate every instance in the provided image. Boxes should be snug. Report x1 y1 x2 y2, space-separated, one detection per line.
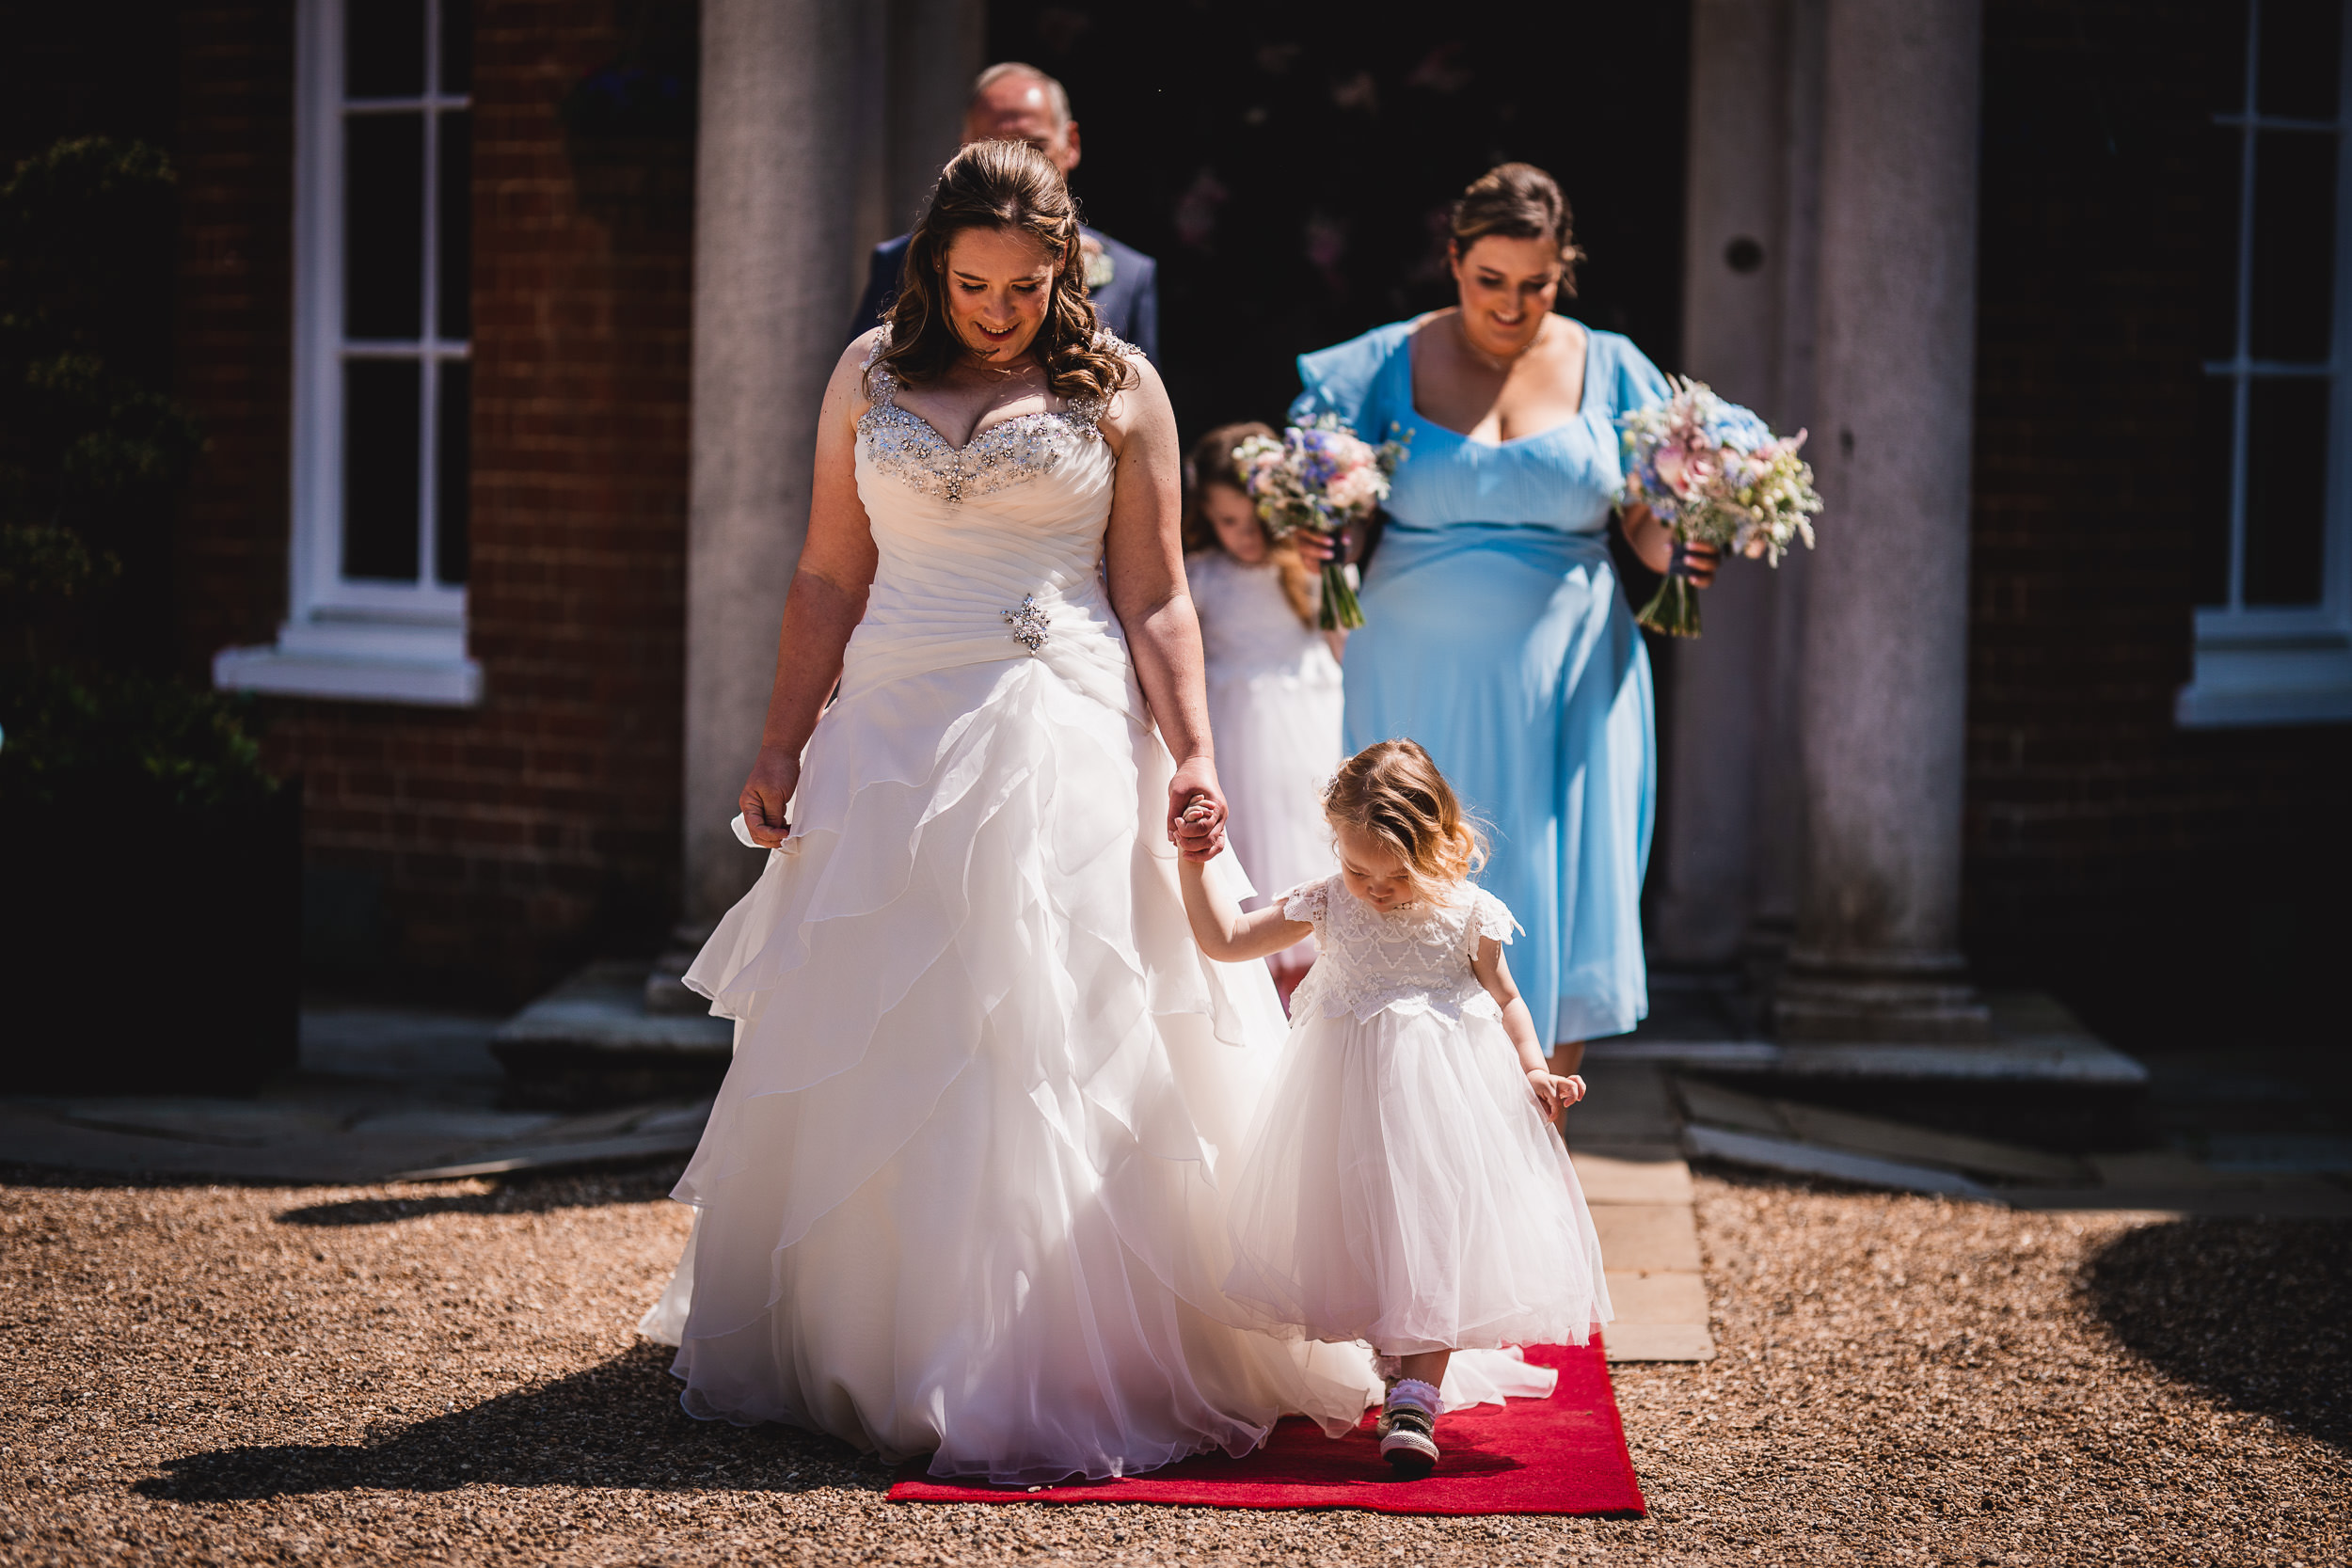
1004 594 1049 651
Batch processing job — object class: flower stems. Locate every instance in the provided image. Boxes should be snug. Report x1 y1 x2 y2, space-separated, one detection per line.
1635 570 1703 638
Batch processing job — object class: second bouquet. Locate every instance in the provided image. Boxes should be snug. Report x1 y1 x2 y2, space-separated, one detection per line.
1617 379 1821 638
1232 415 1406 630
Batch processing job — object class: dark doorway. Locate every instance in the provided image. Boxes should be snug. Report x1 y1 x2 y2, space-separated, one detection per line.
989 2 1692 440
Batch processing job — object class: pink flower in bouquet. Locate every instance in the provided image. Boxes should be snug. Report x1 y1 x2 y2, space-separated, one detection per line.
1616 378 1821 637
1327 462 1385 514
1653 432 1722 499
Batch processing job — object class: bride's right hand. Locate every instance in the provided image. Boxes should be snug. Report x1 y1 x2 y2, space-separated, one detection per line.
739 747 801 847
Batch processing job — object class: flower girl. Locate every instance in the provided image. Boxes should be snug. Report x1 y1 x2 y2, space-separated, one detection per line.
1182 421 1348 998
1177 740 1610 1476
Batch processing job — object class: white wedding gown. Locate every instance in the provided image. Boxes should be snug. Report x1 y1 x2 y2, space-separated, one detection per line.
639 338 1553 1484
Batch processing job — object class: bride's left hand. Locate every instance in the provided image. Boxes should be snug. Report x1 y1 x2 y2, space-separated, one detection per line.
1167 757 1228 863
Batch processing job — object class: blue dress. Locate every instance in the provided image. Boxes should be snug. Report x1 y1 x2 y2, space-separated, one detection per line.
1290 318 1668 1045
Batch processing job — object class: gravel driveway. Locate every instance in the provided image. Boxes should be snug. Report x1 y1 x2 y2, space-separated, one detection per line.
2 1163 2343 1566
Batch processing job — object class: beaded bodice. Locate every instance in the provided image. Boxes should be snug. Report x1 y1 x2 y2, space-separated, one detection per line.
1282 874 1518 1024
834 329 1148 723
857 335 1124 504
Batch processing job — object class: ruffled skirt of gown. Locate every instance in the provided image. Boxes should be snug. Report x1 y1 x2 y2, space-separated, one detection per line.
1222 1001 1612 1355
636 653 1391 1482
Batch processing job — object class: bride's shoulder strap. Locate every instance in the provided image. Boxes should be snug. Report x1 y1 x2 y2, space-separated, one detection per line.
859 325 900 408
1062 329 1143 428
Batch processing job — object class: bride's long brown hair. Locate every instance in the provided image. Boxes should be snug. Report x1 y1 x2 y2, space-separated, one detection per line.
873 138 1136 405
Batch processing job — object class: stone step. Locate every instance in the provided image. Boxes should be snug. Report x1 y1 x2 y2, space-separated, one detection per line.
491 961 734 1110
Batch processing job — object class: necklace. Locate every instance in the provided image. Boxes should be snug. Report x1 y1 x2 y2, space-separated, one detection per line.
1454 310 1540 374
960 354 1026 380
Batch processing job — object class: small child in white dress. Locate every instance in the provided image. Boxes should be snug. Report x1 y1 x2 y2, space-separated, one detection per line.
1182 420 1346 1000
1177 739 1611 1477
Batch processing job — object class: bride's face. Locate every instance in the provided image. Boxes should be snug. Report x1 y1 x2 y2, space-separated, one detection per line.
940 226 1060 366
1451 234 1565 359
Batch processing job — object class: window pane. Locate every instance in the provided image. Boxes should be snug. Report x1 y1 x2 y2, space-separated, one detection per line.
440 0 473 95
2194 376 2237 607
2259 0 2342 120
346 0 426 99
2248 129 2336 362
2209 0 2252 113
437 109 472 341
343 358 422 581
436 359 470 585
2243 374 2328 605
344 113 423 340
2201 125 2245 362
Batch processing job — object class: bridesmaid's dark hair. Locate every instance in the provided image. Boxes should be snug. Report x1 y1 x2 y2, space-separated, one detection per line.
1180 420 1319 631
1450 163 1586 296
873 139 1136 404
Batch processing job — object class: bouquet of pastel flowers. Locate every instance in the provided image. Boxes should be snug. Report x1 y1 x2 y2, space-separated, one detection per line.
1617 378 1822 637
1232 415 1407 629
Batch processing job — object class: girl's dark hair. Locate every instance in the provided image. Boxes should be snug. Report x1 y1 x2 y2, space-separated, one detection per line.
1181 420 1318 630
874 138 1136 403
1450 162 1585 295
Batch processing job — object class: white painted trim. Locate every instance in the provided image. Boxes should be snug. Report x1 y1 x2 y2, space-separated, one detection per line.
222 0 481 706
2175 634 2352 725
215 621 482 705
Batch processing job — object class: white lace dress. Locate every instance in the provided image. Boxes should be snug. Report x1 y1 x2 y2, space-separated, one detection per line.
636 336 1385 1483
1186 550 1344 972
1222 875 1612 1362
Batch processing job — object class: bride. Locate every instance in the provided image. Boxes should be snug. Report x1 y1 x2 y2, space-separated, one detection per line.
636 138 1385 1483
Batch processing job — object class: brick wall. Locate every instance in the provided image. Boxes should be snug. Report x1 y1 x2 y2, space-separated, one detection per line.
176 5 296 676
1965 0 2352 1050
176 1 696 1004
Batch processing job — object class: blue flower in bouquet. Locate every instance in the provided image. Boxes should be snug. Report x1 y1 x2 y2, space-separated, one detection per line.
1614 377 1821 638
1231 415 1407 631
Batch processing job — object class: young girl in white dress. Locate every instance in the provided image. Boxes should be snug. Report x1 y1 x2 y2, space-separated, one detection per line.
1177 739 1611 1476
1182 421 1347 1000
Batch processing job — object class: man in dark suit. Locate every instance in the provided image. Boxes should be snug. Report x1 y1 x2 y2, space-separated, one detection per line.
849 61 1158 361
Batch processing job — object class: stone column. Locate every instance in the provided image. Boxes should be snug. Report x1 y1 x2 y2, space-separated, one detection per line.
682 0 879 926
1774 0 1990 1042
886 0 986 233
1649 0 1796 973
1746 0 1829 960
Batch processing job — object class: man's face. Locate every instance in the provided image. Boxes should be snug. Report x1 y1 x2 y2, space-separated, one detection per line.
964 76 1080 175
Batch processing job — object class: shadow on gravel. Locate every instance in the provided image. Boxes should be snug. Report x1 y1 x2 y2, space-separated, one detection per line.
275 1164 688 1227
133 1341 880 1501
2083 1217 2352 1451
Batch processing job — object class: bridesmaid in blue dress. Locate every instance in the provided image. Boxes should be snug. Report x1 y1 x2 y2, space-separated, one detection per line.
1290 165 1712 1067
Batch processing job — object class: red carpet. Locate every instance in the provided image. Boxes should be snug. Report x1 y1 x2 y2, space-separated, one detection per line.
889 1342 1644 1516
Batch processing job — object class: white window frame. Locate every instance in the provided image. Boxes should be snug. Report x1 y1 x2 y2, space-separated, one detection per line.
215 0 481 705
2180 0 2352 726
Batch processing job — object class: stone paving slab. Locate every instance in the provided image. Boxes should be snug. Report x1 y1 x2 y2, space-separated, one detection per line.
1566 1060 1716 1364
0 1094 710 1185
1589 1203 1705 1272
2004 1183 2352 1218
1562 1145 1692 1204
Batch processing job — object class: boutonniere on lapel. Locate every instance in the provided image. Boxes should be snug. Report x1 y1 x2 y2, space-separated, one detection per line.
1081 234 1116 293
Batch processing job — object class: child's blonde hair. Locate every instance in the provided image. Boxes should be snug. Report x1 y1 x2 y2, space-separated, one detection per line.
1322 739 1486 898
